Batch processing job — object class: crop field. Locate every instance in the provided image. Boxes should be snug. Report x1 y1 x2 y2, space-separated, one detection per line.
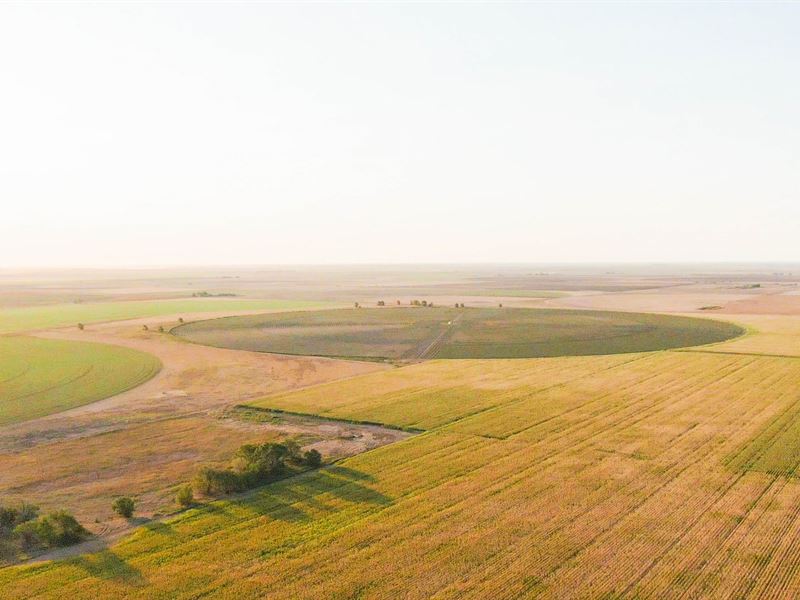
0 298 328 334
7 348 800 598
0 336 160 425
173 307 743 360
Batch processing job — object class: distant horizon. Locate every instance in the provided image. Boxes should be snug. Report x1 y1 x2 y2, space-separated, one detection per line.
0 260 800 272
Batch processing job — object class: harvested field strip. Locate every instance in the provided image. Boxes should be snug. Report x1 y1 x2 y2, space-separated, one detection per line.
251 353 642 430
0 336 161 425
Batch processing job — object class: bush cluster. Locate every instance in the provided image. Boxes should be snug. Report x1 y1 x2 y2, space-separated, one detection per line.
1 503 87 555
192 441 323 497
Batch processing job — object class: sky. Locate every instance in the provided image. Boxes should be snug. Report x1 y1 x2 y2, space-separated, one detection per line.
1 2 799 267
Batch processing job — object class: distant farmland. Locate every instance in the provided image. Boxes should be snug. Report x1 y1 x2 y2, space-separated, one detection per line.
173 307 744 360
0 298 329 334
0 336 160 425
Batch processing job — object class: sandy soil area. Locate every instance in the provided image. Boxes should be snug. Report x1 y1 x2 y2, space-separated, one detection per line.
542 283 797 314
718 292 800 315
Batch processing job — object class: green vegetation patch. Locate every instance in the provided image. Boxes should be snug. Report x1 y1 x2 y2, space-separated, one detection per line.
173 307 743 360
0 298 329 334
0 336 161 425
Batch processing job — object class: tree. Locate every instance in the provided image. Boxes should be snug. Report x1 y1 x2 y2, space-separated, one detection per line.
304 449 322 467
112 497 135 519
158 325 165 333
142 325 149 331
396 300 401 305
499 303 503 308
178 317 184 323
176 484 194 508
377 300 385 306
0 503 39 532
77 323 84 331
354 302 360 308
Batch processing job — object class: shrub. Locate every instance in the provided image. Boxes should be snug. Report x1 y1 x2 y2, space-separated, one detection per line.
158 325 164 333
142 325 149 331
176 484 194 508
0 507 18 530
13 521 40 549
284 439 303 463
193 467 243 495
178 317 184 323
77 323 85 330
304 449 322 468
112 497 135 519
0 503 37 535
17 503 39 524
23 511 87 547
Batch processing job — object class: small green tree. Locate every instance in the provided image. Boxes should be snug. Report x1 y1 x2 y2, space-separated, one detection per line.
304 449 322 468
112 497 135 519
176 485 194 508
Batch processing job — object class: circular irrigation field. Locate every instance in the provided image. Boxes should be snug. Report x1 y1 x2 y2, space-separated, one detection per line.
172 307 744 361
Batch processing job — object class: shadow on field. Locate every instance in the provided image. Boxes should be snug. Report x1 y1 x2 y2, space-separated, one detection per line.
141 520 176 537
222 465 392 524
68 550 145 586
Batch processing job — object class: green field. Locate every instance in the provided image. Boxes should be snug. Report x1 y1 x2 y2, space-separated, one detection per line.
6 350 800 597
0 336 161 425
0 299 330 334
173 307 744 360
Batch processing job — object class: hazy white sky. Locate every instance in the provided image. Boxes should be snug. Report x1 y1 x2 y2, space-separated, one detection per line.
1 2 799 267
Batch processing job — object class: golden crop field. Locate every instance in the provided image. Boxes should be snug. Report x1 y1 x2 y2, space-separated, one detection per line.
5 345 800 598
